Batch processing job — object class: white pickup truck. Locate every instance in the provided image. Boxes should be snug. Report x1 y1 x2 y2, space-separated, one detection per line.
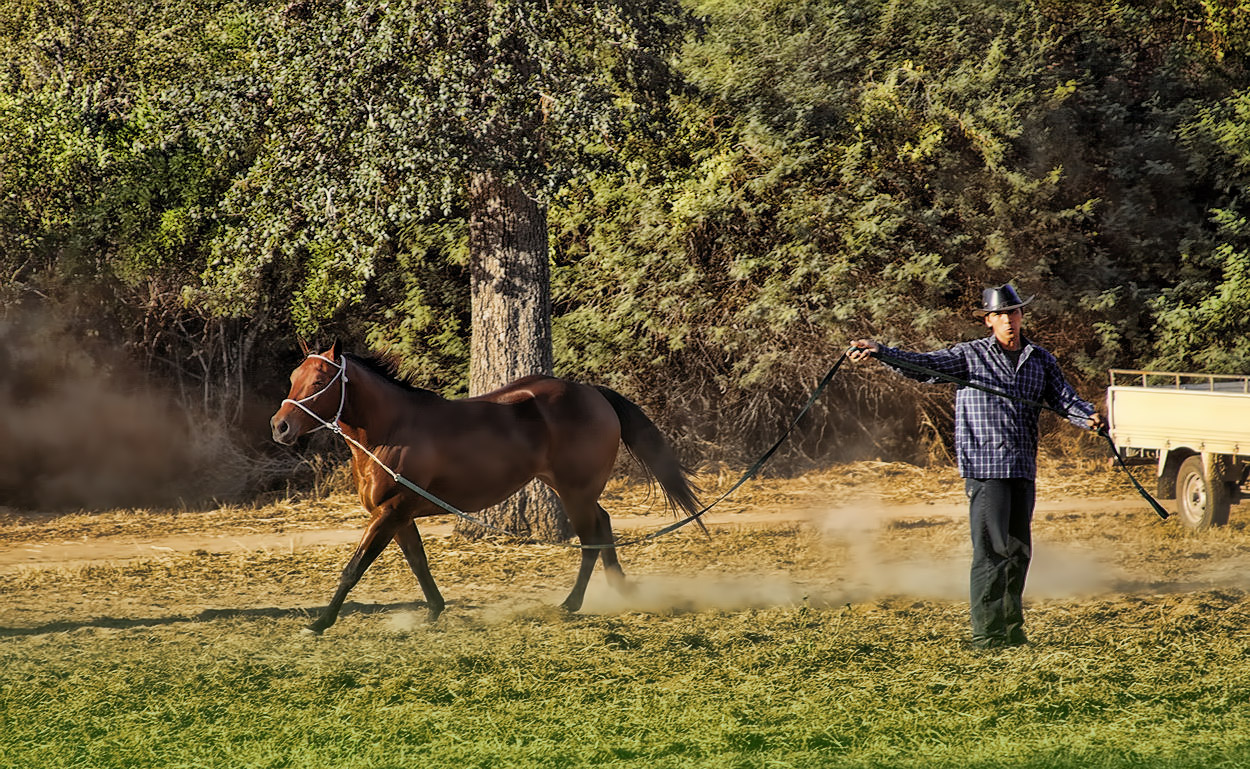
1106 369 1250 530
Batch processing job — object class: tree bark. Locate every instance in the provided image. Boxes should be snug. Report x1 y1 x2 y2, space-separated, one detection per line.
456 171 571 541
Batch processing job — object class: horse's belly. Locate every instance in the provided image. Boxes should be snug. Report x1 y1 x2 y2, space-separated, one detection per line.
418 440 546 513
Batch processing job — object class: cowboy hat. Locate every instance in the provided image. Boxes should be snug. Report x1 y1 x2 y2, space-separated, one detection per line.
975 283 1034 316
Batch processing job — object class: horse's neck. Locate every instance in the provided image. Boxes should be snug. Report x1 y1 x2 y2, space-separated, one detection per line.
339 361 441 442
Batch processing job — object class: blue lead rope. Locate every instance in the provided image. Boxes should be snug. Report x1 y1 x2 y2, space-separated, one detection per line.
335 344 1166 548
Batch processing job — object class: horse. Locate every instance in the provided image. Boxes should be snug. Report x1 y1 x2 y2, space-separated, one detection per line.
269 340 701 634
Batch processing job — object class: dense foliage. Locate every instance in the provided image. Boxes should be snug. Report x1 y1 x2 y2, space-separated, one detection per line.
2 0 1247 476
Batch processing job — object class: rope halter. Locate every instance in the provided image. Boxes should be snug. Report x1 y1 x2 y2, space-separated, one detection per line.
281 353 349 434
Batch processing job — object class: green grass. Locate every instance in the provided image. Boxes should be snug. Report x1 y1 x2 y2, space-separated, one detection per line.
4 505 1250 769
3 593 1250 768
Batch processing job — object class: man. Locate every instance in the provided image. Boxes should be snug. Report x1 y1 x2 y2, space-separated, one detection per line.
848 283 1104 649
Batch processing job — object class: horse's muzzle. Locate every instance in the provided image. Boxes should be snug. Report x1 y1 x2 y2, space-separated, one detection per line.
271 415 297 445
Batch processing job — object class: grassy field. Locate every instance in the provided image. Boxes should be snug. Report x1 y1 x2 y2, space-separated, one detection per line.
3 463 1250 768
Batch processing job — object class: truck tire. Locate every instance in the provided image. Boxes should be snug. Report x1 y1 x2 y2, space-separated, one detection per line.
1175 455 1230 530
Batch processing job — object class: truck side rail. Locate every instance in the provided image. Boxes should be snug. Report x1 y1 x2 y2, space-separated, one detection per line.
1109 369 1250 393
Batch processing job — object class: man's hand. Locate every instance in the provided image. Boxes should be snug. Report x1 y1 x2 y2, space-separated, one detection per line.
847 339 879 363
1088 412 1106 432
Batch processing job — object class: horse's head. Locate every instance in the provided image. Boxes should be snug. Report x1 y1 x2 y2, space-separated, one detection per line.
270 340 348 445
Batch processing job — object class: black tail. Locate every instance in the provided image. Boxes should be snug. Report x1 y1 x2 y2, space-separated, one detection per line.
595 386 703 525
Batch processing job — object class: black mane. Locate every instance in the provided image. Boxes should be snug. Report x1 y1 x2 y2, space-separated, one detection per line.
344 353 439 397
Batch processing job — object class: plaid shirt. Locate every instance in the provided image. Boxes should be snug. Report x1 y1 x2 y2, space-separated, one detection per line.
879 336 1096 480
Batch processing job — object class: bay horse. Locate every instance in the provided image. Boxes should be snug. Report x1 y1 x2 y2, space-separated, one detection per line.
270 341 700 634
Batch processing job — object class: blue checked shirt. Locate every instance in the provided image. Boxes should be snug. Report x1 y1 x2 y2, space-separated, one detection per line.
879 336 1097 480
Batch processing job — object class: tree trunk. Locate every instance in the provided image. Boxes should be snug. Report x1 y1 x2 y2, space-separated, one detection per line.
456 171 570 541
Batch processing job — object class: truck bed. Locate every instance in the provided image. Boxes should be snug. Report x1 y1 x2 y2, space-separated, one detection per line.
1108 369 1250 456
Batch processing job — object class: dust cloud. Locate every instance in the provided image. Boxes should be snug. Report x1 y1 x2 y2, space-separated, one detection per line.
570 504 1125 616
0 311 263 511
813 505 966 602
581 574 810 615
813 503 1126 602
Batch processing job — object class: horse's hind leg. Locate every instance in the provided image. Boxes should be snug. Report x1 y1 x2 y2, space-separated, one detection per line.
559 497 625 612
594 504 631 595
394 522 445 622
562 545 598 613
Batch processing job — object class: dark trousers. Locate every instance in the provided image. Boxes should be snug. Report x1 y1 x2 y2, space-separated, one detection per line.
965 478 1035 643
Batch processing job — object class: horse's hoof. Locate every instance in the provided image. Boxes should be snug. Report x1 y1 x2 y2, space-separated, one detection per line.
425 608 444 624
559 600 583 613
301 625 324 637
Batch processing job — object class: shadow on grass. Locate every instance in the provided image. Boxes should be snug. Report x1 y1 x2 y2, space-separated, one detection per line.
0 600 445 638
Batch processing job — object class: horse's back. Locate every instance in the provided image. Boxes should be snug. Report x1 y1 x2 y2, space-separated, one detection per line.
468 375 610 420
467 374 563 406
465 375 621 468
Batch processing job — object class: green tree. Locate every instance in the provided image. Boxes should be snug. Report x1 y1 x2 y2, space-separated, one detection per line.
5 0 1248 491
189 0 695 538
554 0 1086 462
550 0 1247 463
1149 88 1250 372
0 0 275 416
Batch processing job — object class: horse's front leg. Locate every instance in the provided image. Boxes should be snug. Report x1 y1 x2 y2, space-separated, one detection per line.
305 509 404 635
394 522 445 622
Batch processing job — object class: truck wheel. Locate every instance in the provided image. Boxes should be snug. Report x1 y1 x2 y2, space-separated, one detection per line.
1175 455 1230 531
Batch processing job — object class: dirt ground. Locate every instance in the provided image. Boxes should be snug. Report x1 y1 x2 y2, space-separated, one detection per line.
3 461 1248 635
0 492 1137 570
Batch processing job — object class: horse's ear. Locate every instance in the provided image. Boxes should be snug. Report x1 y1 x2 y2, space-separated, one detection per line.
298 337 311 356
329 338 342 361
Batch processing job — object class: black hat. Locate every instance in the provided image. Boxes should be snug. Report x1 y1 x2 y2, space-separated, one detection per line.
976 283 1033 316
